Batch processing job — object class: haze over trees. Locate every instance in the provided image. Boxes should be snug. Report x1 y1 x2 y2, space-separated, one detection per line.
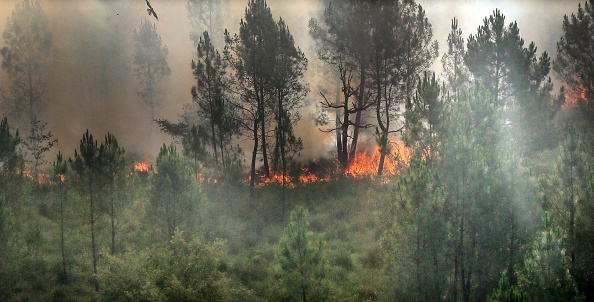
1 0 594 301
133 19 171 137
0 0 51 125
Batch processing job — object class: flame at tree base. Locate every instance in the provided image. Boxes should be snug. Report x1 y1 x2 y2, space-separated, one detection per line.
247 138 411 188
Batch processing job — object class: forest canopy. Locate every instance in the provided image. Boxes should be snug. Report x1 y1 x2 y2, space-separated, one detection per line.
1 0 593 301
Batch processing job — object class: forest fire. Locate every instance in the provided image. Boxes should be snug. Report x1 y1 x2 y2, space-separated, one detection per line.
134 155 153 173
564 85 588 108
345 140 411 179
134 161 150 172
249 139 411 188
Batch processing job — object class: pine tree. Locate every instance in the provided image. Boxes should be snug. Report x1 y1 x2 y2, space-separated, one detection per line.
276 206 328 302
554 0 594 109
0 0 51 126
70 130 103 293
557 123 587 267
466 9 554 153
518 213 584 302
271 18 307 187
181 125 209 174
52 151 68 282
133 19 171 137
225 0 306 188
150 144 198 241
101 133 125 256
225 0 277 186
441 17 470 98
0 116 21 176
382 150 448 301
187 0 224 47
370 1 437 176
192 31 238 168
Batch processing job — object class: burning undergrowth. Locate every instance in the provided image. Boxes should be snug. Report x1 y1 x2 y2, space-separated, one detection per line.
247 139 411 188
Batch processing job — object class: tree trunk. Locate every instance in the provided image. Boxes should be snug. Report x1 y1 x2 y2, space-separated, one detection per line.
110 186 116 256
349 66 367 164
89 181 98 292
207 67 218 163
59 183 67 281
341 96 349 169
255 81 270 177
335 82 342 162
250 117 259 190
460 216 469 302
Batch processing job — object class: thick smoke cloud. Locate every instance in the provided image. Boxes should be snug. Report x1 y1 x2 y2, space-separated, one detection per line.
0 0 582 163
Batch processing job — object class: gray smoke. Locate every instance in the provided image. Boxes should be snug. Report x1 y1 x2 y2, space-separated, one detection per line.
0 0 582 164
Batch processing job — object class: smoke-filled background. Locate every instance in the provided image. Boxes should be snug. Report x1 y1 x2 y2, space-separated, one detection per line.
0 0 582 162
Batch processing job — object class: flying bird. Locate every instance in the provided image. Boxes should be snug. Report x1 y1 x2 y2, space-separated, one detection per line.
146 0 159 20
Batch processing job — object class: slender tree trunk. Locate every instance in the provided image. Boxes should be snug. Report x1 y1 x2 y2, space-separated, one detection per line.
335 82 342 162
28 66 35 138
250 117 259 190
260 97 270 176
110 183 116 256
569 167 576 266
416 211 422 301
59 183 67 281
508 216 517 286
166 200 173 240
341 96 349 169
375 70 388 176
219 126 226 168
279 96 287 216
254 78 270 177
207 68 218 163
302 284 307 302
148 63 155 141
349 70 365 164
460 216 469 302
89 181 98 292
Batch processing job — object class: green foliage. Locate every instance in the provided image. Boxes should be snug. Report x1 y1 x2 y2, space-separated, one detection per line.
518 213 584 302
275 206 329 301
191 31 237 168
404 71 442 150
487 273 528 302
382 151 448 301
270 17 307 177
24 116 57 175
182 124 209 168
441 17 470 95
70 130 103 177
99 231 250 302
225 0 307 185
150 144 200 241
466 9 555 153
0 116 21 175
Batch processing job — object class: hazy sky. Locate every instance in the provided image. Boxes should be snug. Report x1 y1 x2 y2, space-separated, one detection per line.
0 0 584 162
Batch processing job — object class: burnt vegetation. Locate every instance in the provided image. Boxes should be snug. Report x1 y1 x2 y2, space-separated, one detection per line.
2 0 594 301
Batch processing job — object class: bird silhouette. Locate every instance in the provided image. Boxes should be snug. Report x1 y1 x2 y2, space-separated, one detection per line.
146 0 159 20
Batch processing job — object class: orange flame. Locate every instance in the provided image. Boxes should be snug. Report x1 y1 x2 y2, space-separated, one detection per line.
134 161 150 172
346 139 410 179
134 154 153 173
254 172 295 188
564 84 587 108
249 138 411 188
